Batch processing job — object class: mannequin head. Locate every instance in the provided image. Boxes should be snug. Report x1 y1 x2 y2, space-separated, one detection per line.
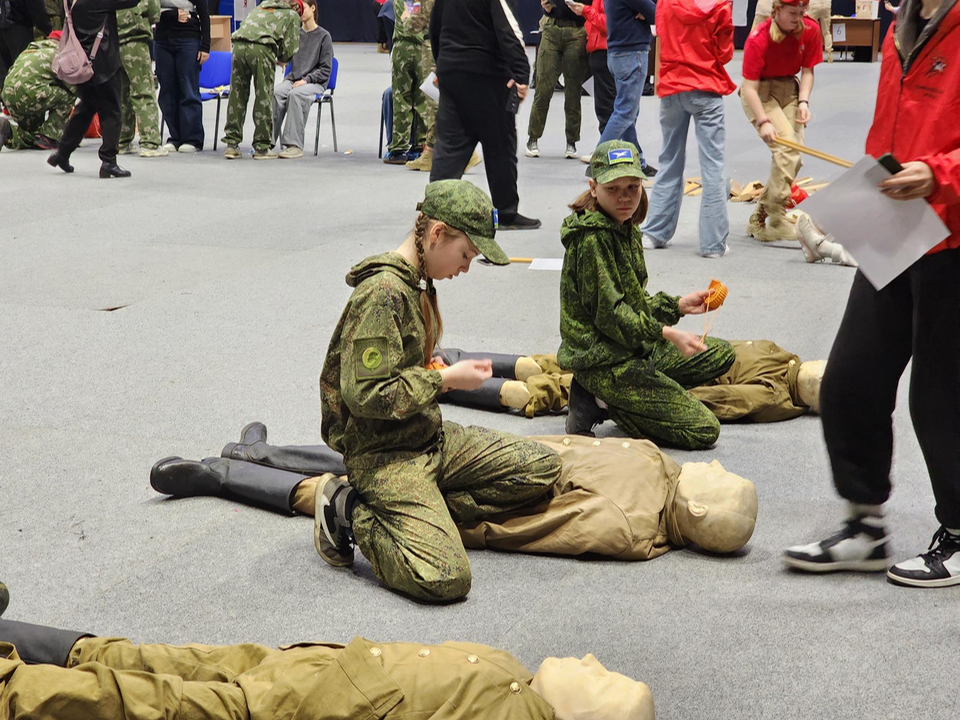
673 461 758 553
797 360 826 413
531 655 654 720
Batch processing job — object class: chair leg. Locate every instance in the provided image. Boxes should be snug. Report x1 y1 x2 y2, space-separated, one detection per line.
314 102 322 157
213 99 220 151
330 99 338 153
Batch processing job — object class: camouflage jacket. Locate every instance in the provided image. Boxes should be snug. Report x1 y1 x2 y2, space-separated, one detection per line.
392 0 432 43
232 0 300 62
320 253 444 470
557 209 681 371
1 40 75 101
117 0 160 45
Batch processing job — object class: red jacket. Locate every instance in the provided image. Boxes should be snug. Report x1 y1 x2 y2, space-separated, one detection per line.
656 0 736 98
582 0 607 53
866 6 960 254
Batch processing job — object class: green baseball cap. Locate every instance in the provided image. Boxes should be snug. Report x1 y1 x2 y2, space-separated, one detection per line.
417 180 510 266
589 140 646 184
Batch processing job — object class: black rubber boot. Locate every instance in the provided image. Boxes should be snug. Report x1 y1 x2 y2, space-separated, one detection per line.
441 377 507 411
221 423 347 477
0 583 8 618
565 377 608 436
0 618 92 665
46 150 74 173
151 456 309 515
437 349 521 379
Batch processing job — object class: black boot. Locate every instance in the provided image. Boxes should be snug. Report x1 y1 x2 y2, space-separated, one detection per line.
150 456 309 515
0 618 91 665
565 377 608 436
0 583 8 618
221 423 347 477
99 162 131 178
47 150 74 173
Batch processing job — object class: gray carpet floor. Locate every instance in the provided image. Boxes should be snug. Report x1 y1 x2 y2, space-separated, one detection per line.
2 43 956 720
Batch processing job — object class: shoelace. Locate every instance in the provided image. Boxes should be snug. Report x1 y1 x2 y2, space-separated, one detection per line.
924 526 960 559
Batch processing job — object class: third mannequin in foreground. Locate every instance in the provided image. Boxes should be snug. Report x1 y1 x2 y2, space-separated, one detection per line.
784 0 960 588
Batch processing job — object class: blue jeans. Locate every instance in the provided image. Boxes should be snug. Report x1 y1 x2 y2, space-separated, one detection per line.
641 91 728 255
598 48 648 159
155 37 204 149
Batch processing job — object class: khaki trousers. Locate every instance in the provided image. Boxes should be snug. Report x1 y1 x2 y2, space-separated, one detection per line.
740 77 803 215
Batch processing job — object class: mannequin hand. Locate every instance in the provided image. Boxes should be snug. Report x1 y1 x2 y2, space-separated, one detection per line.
567 1 585 14
438 360 493 392
679 289 710 315
878 161 936 201
759 121 777 144
663 326 707 357
796 104 811 125
198 51 209 65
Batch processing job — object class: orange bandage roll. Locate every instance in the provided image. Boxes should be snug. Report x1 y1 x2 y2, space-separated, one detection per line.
705 279 728 311
426 359 448 371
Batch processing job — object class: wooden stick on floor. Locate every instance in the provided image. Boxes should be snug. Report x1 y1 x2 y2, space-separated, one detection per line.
774 138 854 169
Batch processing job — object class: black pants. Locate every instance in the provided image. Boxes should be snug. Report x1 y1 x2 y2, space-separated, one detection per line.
58 68 122 164
589 49 615 134
431 70 520 218
0 23 35 95
821 250 960 528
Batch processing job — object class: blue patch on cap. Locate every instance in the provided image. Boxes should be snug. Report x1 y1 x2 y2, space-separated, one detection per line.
607 148 634 165
492 209 499 229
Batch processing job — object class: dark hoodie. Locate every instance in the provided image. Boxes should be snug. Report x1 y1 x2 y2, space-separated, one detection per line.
320 253 444 469
558 209 681 371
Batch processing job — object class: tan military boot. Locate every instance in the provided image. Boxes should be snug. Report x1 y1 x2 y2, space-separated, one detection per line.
253 148 279 160
224 145 242 159
747 205 797 242
278 145 304 159
406 146 433 171
514 356 544 382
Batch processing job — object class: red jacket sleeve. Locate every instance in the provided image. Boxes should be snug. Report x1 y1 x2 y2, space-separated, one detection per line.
582 2 607 35
922 149 960 207
713 2 734 66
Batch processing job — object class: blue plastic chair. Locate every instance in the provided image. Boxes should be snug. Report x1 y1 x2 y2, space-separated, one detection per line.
312 57 338 155
199 51 231 150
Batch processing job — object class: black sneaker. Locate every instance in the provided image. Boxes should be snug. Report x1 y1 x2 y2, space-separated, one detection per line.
314 475 357 567
383 150 408 165
887 527 960 588
783 515 890 572
565 378 608 436
498 213 541 231
641 163 658 178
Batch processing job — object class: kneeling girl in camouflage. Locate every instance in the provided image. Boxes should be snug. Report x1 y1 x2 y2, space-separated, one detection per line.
559 140 736 450
315 180 561 602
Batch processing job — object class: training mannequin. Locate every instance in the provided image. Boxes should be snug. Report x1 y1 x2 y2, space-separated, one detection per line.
0 601 654 720
153 426 759 561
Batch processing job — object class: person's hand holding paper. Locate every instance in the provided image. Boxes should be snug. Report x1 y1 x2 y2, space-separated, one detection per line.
878 161 936 201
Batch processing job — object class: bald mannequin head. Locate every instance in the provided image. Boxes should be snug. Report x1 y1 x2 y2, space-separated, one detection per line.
673 461 758 554
531 654 655 720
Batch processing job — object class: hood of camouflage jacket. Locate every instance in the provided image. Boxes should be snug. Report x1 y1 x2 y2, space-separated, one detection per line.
345 252 421 291
560 208 634 250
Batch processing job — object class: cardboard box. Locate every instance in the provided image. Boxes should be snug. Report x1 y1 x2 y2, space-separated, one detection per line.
209 15 232 52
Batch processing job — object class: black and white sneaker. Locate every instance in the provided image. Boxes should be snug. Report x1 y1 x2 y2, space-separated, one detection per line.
783 515 890 572
314 475 357 568
887 527 960 588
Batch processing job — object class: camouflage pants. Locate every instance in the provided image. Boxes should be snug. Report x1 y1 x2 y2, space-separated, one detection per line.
577 337 736 450
527 19 587 144
349 421 560 602
1 79 74 148
119 40 161 148
387 37 436 153
223 41 276 151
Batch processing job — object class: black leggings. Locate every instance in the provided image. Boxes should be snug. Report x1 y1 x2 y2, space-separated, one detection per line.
821 249 960 527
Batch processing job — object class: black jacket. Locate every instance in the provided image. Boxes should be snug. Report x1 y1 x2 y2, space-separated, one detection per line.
69 0 140 83
430 0 530 83
5 0 53 34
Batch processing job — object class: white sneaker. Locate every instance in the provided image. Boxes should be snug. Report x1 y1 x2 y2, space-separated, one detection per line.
887 527 960 588
564 143 577 159
783 515 890 573
525 138 539 158
796 213 858 267
701 245 729 259
161 142 177 152
641 236 669 250
178 144 198 154
580 154 591 164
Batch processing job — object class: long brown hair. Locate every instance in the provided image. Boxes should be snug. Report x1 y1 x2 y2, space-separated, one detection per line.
413 213 446 365
568 182 649 226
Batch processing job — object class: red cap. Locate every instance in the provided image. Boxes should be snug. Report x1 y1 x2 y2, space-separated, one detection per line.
293 0 304 13
778 0 810 5
48 30 62 40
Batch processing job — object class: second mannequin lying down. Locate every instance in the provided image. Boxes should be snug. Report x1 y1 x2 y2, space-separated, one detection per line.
153 426 758 563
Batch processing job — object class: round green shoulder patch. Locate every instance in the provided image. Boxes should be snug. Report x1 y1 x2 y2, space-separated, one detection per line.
362 346 383 371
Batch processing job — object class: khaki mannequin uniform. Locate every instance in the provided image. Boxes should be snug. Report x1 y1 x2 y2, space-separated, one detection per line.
0 636 554 720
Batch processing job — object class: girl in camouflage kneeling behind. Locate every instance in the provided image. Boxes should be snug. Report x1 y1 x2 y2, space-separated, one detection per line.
559 140 736 450
314 180 561 602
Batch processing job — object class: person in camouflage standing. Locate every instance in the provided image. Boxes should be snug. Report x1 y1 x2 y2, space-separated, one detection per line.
315 180 561 602
558 140 737 450
222 0 300 159
116 0 165 156
0 32 75 150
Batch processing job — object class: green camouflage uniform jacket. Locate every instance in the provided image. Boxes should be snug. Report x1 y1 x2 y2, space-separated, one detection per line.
392 0 432 43
117 0 160 45
558 209 681 371
1 39 75 102
232 0 301 62
320 253 445 470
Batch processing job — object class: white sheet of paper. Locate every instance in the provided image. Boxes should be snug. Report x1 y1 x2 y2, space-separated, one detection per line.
833 22 846 42
528 258 564 271
800 155 949 289
732 0 749 26
582 75 595 98
419 72 440 103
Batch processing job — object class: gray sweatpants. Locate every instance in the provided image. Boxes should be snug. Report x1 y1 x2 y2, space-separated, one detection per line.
272 78 325 149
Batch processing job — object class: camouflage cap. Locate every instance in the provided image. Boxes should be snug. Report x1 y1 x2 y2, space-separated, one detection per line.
589 140 646 185
417 180 510 266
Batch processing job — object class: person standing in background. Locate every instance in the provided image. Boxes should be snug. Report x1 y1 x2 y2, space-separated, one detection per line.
0 0 52 96
154 0 210 152
117 0 167 156
524 0 589 161
569 0 613 155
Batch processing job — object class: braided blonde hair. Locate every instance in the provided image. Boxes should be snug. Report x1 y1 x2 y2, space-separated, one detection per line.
413 213 445 366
